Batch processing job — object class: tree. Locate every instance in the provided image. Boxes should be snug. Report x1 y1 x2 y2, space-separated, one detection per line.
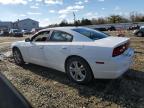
47 11 144 27
59 19 68 26
140 16 144 22
129 12 144 22
91 18 97 25
48 24 59 27
107 15 124 23
96 18 107 24
81 18 92 25
130 12 136 22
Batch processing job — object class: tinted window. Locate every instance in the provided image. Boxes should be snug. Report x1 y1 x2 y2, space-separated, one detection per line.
13 30 19 32
32 31 50 42
72 28 108 40
12 29 20 32
50 31 72 42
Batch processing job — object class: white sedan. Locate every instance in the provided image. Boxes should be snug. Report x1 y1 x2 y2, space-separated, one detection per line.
11 27 134 84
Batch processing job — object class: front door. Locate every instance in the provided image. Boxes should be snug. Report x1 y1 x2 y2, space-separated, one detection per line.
28 31 50 66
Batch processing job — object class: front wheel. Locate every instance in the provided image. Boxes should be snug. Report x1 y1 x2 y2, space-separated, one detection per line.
137 32 143 37
66 57 93 84
13 48 25 66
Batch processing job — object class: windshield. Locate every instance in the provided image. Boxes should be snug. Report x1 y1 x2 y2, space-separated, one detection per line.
72 28 108 40
13 29 20 32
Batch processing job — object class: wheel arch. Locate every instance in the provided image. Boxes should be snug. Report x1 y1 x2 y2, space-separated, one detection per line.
12 46 25 65
64 55 94 78
12 46 19 51
12 46 23 55
12 46 25 61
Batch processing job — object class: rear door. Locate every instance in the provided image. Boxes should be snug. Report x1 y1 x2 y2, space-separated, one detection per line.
44 30 73 70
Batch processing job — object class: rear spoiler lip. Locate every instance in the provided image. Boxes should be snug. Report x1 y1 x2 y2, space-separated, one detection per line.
112 38 130 49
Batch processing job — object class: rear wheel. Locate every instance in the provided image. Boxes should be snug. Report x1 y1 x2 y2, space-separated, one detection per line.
66 57 93 84
13 48 25 66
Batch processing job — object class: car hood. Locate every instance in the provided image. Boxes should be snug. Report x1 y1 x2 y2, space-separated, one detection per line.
94 36 129 48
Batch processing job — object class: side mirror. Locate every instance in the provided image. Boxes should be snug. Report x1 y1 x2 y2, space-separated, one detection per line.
25 38 31 42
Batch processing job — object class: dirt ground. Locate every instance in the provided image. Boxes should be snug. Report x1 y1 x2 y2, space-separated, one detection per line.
0 31 144 108
0 35 30 43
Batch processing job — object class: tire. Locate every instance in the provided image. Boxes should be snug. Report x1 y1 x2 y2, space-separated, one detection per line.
137 32 143 37
13 48 25 66
66 57 93 84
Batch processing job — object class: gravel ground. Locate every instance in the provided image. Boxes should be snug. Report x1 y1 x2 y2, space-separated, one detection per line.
0 35 30 43
0 31 144 108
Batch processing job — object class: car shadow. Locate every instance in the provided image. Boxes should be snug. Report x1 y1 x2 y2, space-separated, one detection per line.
135 51 144 55
22 64 144 108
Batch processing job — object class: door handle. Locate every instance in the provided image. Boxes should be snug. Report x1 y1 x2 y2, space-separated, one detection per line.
62 46 67 49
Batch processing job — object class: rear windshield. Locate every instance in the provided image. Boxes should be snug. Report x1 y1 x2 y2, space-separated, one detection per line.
72 28 108 40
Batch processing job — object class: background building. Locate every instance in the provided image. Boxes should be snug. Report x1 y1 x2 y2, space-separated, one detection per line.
13 18 39 31
0 21 13 30
0 18 39 32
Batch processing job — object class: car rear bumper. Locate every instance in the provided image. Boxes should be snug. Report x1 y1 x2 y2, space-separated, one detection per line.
90 48 134 79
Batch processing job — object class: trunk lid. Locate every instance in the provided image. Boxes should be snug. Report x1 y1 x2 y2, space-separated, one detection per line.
94 36 129 48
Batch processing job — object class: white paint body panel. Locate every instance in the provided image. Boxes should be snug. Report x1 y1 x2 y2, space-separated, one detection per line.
11 27 134 79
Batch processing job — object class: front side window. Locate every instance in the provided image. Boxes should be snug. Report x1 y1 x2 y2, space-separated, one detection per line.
72 28 108 40
32 31 50 42
49 31 73 42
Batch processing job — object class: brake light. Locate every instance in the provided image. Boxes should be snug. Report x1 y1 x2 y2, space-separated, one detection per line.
112 41 130 57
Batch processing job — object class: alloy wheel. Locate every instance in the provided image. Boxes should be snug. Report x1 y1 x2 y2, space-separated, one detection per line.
69 61 86 82
13 50 22 64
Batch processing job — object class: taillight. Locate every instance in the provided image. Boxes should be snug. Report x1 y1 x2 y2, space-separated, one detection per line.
112 41 130 57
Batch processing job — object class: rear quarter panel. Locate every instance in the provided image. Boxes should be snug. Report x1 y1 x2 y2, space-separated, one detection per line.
70 43 113 66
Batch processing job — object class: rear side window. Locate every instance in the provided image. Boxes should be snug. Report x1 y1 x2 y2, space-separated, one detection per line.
49 31 73 42
72 28 108 40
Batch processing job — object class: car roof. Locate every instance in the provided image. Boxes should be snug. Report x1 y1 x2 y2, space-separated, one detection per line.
40 26 88 32
38 26 93 42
